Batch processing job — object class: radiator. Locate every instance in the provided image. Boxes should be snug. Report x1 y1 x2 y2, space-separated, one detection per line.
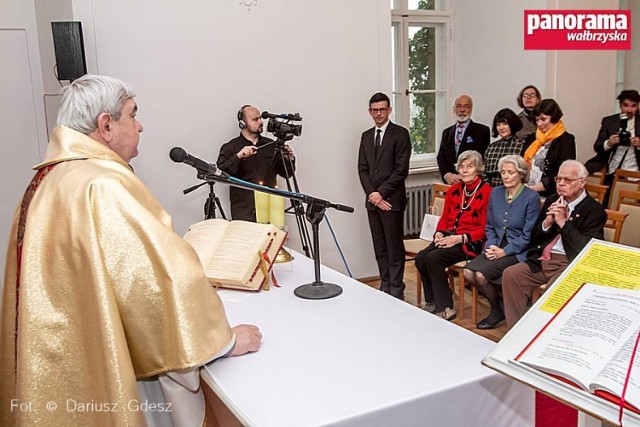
404 184 432 237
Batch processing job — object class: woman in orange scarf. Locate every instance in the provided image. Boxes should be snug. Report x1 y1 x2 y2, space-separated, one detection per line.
523 99 576 196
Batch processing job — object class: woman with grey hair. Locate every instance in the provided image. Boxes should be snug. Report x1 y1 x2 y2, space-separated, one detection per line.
463 155 541 329
415 150 491 321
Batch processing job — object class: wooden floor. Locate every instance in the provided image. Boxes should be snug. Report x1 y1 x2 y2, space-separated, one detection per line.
361 262 508 343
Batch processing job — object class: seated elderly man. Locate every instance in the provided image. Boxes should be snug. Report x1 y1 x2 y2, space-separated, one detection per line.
0 75 261 426
501 160 606 329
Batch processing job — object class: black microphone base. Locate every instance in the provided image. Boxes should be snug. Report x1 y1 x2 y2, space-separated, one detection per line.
294 282 342 300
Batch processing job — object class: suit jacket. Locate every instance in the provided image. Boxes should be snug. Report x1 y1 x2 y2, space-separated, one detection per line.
585 113 640 174
437 120 490 181
358 121 411 211
525 193 606 272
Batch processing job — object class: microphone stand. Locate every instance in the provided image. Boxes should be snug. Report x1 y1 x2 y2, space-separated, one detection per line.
200 170 353 300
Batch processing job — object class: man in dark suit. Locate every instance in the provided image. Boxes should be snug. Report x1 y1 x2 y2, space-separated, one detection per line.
437 94 490 184
502 160 606 329
585 90 640 203
358 92 411 300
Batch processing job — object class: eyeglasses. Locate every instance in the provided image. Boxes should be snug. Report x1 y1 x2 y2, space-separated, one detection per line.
370 108 389 114
522 93 538 99
555 176 585 184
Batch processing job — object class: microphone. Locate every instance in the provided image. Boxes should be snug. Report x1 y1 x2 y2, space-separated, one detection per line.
261 111 302 121
169 147 229 179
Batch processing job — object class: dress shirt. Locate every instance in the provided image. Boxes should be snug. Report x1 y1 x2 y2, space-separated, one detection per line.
375 120 390 146
605 116 638 173
543 189 587 255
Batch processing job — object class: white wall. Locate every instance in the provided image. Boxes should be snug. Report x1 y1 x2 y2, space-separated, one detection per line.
68 0 392 278
451 0 547 131
0 0 48 282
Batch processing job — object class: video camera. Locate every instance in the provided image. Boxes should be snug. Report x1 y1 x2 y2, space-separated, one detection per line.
618 113 631 146
261 111 302 141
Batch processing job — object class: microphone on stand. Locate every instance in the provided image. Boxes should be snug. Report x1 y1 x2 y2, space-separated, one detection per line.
169 147 229 179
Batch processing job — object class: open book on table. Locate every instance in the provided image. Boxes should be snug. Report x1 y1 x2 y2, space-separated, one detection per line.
183 219 286 291
514 283 640 414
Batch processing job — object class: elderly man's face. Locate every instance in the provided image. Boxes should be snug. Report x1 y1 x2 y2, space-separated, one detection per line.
454 96 472 123
109 98 143 163
555 165 585 201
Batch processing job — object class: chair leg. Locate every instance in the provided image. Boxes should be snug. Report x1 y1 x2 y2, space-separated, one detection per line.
471 287 478 324
457 269 465 320
416 271 422 308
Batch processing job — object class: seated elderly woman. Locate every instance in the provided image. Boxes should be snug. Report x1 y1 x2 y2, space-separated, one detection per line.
523 98 576 197
463 155 541 329
415 151 491 321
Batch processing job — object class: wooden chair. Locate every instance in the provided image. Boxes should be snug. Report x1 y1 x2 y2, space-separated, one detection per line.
404 184 450 307
608 169 640 210
603 209 629 243
531 208 629 303
448 261 477 322
585 183 608 205
616 189 640 247
586 168 606 186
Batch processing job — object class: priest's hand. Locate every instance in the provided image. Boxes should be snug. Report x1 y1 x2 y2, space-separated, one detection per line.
229 324 262 356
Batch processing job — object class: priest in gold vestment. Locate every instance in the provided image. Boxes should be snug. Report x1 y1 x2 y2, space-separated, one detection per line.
0 75 261 426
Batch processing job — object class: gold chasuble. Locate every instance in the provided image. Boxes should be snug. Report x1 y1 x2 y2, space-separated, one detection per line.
0 127 233 426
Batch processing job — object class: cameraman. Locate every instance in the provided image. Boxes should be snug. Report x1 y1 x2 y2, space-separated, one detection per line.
217 105 295 221
587 90 640 203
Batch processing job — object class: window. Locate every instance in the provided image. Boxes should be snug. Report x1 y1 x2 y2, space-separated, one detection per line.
391 0 450 172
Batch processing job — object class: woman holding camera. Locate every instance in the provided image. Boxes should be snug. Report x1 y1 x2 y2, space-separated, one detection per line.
463 155 540 330
523 98 576 197
415 151 491 321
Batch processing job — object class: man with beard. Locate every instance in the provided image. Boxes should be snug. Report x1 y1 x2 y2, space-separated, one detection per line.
437 94 490 184
217 105 295 221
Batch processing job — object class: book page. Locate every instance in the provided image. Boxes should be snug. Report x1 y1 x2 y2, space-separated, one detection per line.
541 243 640 314
206 221 278 283
183 219 228 268
590 330 640 410
517 284 640 391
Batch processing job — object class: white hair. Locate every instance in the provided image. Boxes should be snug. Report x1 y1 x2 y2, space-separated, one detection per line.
498 155 530 183
57 74 135 134
559 160 588 179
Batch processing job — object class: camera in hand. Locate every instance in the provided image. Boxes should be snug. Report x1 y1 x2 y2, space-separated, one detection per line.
618 114 631 146
262 111 302 141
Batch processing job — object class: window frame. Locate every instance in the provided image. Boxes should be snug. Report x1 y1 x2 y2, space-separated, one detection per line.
391 0 451 173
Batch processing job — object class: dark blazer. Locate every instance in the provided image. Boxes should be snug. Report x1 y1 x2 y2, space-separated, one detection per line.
523 131 576 197
525 193 606 272
585 113 640 174
437 120 490 181
358 121 411 211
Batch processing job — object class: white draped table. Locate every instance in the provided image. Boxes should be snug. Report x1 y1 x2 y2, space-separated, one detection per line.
202 250 534 426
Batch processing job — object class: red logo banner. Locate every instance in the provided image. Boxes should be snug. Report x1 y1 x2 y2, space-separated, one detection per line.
524 10 631 50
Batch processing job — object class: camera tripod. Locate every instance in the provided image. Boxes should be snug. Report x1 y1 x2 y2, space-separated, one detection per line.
183 180 227 220
267 135 313 258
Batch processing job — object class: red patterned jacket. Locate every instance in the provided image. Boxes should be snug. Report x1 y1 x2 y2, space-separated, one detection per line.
436 177 491 256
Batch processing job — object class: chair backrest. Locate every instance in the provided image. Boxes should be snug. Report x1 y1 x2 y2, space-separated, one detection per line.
603 209 628 243
608 169 640 210
616 189 640 247
586 169 605 186
585 183 608 205
431 183 450 216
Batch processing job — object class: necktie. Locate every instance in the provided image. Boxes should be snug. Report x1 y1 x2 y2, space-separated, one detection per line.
375 129 382 156
539 205 570 261
455 124 464 155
